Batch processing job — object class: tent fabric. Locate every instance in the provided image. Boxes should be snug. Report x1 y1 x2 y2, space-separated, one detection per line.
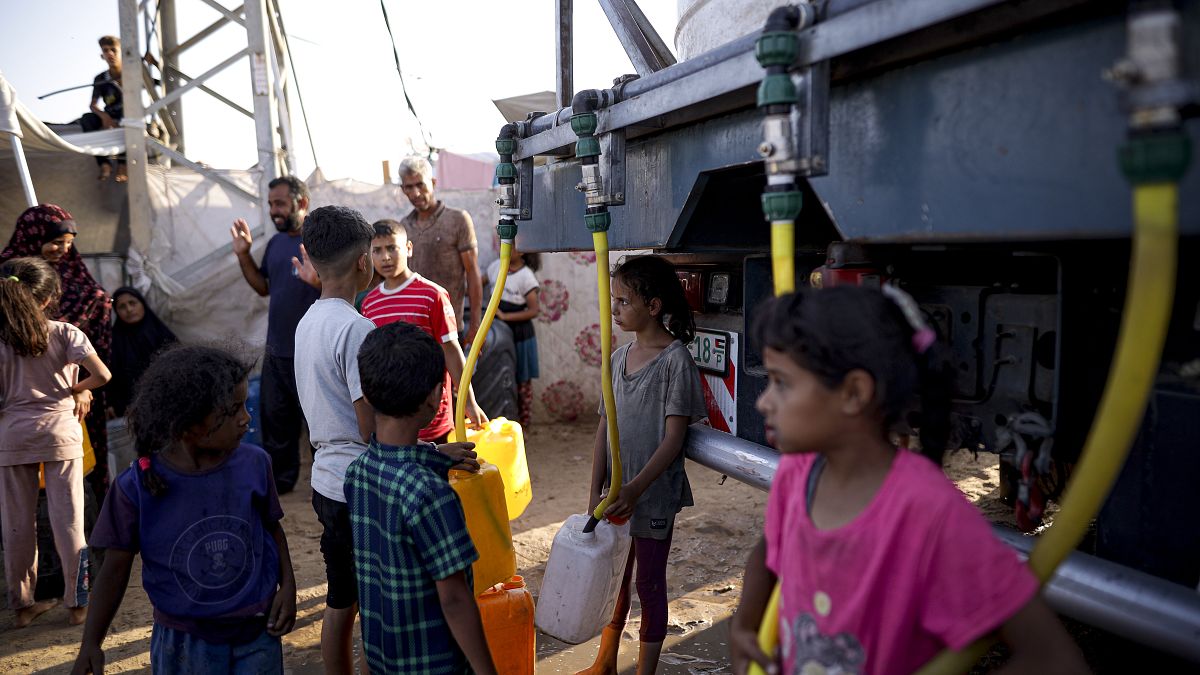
434 150 496 191
492 91 559 124
0 71 125 156
2 73 616 421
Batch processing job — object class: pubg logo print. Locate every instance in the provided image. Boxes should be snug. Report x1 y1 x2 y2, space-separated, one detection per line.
169 516 256 605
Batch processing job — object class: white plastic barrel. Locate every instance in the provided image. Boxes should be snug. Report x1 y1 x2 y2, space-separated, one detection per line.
675 0 792 61
534 514 633 644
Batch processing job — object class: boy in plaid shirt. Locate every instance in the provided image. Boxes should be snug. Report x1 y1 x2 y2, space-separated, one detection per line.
344 321 497 674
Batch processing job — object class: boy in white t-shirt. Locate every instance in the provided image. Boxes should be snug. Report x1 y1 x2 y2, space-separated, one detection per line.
483 248 540 428
291 207 476 672
292 206 377 673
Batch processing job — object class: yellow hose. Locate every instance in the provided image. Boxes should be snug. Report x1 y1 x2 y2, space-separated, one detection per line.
456 240 512 440
770 220 795 295
591 231 624 521
749 218 795 675
916 182 1179 674
1030 182 1176 579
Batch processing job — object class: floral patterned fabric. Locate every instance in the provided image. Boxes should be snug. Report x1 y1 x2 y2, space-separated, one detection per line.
536 279 569 324
540 380 585 422
522 250 640 423
574 323 603 368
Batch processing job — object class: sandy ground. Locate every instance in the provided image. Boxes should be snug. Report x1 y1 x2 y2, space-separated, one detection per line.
0 422 1187 673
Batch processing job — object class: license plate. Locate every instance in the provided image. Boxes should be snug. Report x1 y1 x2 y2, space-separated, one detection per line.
689 329 731 377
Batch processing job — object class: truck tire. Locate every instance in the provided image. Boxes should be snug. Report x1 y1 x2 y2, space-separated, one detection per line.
473 320 519 421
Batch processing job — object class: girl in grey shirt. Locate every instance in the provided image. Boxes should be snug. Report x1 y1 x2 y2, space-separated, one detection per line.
583 255 707 675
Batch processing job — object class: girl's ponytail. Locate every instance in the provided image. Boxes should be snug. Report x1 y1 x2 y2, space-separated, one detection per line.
881 283 953 463
613 255 696 345
912 340 954 463
127 389 171 498
134 444 168 497
0 257 60 357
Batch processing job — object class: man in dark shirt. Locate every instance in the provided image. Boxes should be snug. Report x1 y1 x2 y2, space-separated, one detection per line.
80 35 126 182
231 176 321 493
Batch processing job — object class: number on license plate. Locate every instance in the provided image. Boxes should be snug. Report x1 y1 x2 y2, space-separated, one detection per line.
689 329 729 377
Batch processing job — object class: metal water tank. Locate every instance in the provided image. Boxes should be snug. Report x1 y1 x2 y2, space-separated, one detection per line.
675 0 792 61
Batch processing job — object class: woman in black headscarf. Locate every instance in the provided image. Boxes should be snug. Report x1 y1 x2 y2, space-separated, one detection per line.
105 287 177 418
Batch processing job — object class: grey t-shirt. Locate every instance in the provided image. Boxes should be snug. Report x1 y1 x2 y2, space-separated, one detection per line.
294 298 375 502
601 339 708 539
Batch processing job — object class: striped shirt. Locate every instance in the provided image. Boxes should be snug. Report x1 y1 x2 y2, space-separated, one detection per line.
361 274 457 440
345 440 477 674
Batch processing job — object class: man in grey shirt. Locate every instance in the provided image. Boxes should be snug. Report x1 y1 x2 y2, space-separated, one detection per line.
396 156 483 342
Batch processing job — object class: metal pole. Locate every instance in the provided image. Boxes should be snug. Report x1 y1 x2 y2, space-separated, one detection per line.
264 2 296 176
993 527 1200 662
161 0 184 154
555 0 573 110
243 0 279 231
597 0 675 76
119 0 154 255
269 52 295 176
10 136 38 207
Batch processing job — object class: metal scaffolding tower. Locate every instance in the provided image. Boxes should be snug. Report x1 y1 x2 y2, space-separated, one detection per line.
116 0 297 250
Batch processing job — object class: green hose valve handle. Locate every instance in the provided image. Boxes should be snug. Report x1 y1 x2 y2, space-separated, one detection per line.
757 30 799 108
762 190 803 221
496 220 518 241
756 31 798 68
495 137 516 156
495 162 517 181
571 112 602 158
570 112 598 136
575 136 601 159
758 75 798 108
1119 132 1192 184
585 211 612 233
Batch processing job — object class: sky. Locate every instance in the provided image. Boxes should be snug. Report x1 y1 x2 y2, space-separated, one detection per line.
0 0 679 184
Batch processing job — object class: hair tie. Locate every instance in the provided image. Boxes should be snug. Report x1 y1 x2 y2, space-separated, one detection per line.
5 276 18 282
881 283 935 354
138 457 151 471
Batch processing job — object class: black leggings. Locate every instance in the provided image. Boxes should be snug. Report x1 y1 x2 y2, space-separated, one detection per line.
80 112 126 168
608 532 674 642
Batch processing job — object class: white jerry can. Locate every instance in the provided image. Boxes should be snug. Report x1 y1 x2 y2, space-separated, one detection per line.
534 513 633 644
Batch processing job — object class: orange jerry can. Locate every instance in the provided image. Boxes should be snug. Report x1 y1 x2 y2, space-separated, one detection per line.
478 576 535 675
450 461 517 595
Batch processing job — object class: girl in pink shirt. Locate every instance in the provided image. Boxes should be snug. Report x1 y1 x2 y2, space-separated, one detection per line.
0 257 111 628
731 286 1085 675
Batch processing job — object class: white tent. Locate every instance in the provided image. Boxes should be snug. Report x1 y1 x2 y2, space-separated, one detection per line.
2 69 269 345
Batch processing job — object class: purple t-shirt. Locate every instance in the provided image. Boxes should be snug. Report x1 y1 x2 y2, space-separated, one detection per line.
91 443 285 644
260 231 320 358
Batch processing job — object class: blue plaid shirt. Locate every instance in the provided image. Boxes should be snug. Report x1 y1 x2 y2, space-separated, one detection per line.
345 439 478 674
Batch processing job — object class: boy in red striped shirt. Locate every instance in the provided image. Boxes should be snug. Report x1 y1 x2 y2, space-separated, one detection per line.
360 220 487 442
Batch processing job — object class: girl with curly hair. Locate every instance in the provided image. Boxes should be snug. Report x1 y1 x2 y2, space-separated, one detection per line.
74 344 296 674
